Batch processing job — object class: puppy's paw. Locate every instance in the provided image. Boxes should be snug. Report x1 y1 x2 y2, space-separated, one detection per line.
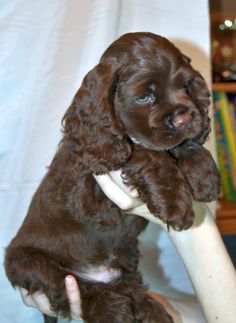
165 205 194 231
174 144 221 202
187 164 221 202
159 200 194 231
141 177 194 231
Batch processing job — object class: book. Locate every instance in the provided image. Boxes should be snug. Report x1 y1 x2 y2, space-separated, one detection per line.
213 91 236 201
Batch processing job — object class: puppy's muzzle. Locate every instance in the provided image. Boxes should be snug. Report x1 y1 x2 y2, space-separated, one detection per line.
171 111 192 128
150 106 193 130
167 105 194 129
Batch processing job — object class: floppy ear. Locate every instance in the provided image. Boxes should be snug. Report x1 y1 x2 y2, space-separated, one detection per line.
187 73 211 144
62 62 131 174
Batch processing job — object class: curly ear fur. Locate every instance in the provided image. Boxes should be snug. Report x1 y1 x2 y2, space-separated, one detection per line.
170 141 221 202
62 62 131 174
170 73 220 202
187 73 211 144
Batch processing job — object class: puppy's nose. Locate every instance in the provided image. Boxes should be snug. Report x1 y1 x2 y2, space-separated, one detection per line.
172 112 192 128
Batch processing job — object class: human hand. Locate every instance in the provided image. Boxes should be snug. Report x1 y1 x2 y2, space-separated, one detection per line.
94 169 170 230
19 275 82 320
94 169 208 231
93 169 140 209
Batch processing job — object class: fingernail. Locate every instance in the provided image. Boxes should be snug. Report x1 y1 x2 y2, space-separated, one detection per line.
65 276 73 287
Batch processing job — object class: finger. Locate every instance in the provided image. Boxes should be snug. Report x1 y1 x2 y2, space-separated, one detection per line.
19 288 37 308
109 169 139 198
31 292 56 316
65 275 82 320
93 173 136 209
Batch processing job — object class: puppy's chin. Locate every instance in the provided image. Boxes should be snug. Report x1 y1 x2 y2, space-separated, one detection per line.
128 119 203 151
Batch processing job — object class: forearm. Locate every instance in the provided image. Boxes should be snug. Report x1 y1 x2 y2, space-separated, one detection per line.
130 202 236 322
168 205 236 323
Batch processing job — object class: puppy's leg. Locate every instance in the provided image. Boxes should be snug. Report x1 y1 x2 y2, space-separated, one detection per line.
133 294 174 323
4 246 70 319
114 272 174 323
113 243 173 322
79 284 134 323
79 272 174 323
171 141 221 202
123 148 194 231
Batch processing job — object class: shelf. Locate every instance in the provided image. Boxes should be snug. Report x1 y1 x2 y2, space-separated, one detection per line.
217 199 236 235
212 83 236 92
210 11 236 23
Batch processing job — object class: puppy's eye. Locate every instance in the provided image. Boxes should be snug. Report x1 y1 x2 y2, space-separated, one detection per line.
136 93 155 104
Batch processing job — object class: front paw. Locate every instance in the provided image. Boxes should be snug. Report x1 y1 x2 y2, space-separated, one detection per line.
162 201 194 231
123 149 195 231
139 181 194 231
148 194 194 231
175 146 221 202
187 166 221 202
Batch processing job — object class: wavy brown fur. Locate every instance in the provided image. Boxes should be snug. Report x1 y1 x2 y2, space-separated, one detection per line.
5 32 221 323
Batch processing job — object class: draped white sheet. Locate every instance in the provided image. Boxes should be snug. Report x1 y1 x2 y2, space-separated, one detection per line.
0 1 212 322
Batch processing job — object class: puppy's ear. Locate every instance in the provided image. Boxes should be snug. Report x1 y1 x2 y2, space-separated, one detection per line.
62 62 131 174
187 73 211 144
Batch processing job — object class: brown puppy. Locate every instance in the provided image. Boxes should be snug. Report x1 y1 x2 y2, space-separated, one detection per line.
5 32 220 323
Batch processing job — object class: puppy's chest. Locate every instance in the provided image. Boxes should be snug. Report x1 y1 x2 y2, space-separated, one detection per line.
71 176 134 230
71 227 130 284
74 258 122 284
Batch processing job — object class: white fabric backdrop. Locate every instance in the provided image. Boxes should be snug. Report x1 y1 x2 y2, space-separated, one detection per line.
0 1 213 322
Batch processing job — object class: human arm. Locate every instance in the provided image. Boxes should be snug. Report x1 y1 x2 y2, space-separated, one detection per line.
166 207 236 323
128 196 236 322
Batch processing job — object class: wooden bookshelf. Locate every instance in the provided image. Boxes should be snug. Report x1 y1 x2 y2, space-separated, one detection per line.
213 83 236 92
217 199 236 235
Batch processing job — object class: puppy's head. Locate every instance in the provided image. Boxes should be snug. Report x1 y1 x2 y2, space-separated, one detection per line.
102 32 211 150
63 32 211 172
